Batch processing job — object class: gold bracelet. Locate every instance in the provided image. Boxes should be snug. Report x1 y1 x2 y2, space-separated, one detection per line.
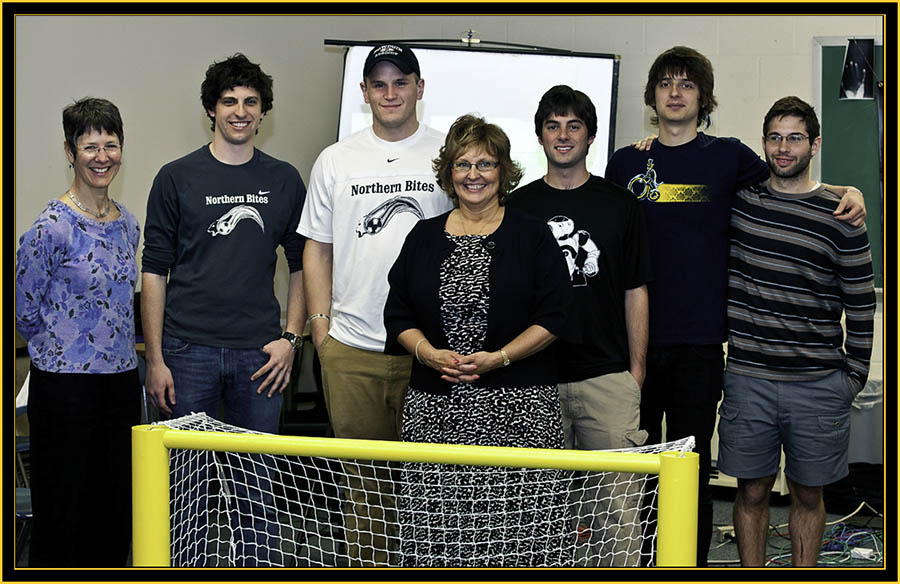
415 338 427 364
500 348 510 367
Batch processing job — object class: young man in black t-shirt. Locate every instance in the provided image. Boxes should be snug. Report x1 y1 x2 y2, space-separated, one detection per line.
509 86 653 566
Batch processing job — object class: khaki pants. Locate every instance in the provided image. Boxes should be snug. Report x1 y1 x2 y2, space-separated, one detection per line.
559 371 648 566
317 335 411 566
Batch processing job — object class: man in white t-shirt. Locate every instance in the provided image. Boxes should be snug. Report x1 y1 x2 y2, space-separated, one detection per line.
298 43 452 566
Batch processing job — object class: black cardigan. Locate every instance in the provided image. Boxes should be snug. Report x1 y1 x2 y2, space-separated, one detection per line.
384 207 572 395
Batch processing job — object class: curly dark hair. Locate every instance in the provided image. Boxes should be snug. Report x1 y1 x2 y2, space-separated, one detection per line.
432 115 524 206
644 46 718 128
200 53 274 132
63 97 123 153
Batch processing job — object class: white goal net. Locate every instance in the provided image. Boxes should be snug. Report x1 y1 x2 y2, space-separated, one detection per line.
158 413 694 567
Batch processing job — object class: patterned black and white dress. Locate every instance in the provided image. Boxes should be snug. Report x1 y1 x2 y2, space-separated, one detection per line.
398 233 570 567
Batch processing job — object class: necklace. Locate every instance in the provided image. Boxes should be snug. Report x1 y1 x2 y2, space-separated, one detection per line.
67 189 111 219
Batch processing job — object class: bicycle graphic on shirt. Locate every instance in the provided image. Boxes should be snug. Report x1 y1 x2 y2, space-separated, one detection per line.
627 159 664 201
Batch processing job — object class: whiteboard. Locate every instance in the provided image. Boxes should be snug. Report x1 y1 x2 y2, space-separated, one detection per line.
337 44 618 187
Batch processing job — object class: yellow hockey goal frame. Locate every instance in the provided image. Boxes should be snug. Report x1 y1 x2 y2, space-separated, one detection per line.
132 424 698 567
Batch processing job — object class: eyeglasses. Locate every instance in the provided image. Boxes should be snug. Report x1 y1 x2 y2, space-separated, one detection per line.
452 160 499 173
78 144 122 156
765 133 810 146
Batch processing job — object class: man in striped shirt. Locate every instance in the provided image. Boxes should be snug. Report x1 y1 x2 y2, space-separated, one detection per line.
717 96 876 567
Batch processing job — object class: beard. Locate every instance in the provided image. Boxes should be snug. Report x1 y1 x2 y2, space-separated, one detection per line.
766 151 813 179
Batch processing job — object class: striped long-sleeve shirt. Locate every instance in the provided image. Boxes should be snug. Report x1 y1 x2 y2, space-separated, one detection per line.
726 181 875 392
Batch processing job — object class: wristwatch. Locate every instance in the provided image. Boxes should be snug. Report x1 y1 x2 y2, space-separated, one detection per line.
281 331 302 351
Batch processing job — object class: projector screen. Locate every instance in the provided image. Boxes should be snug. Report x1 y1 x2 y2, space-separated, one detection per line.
336 44 618 187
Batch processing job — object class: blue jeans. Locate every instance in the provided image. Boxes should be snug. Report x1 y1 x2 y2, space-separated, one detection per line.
163 333 283 433
163 333 284 566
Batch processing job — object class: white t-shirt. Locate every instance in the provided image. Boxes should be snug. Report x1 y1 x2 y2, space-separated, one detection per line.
299 124 452 352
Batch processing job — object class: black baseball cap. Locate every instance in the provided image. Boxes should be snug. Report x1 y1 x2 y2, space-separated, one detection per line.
363 43 421 78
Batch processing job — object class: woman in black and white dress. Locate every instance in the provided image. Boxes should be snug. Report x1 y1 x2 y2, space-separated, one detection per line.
384 115 573 566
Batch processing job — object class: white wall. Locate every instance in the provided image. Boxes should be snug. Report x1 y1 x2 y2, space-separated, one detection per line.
14 13 884 306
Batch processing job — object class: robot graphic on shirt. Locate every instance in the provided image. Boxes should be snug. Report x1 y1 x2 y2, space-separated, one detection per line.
547 215 600 287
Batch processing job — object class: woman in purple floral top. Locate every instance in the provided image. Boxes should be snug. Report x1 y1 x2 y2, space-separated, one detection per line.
15 98 141 567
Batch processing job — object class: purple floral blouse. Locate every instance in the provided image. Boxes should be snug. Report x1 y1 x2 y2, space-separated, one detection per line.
16 199 141 373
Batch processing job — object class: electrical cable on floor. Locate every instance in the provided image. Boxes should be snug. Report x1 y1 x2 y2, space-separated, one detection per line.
714 500 882 534
709 501 883 567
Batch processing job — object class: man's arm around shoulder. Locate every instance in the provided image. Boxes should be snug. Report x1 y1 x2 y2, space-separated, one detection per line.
825 185 867 227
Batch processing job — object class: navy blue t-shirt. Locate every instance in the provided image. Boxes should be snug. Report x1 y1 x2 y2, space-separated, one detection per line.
142 145 307 348
604 133 768 347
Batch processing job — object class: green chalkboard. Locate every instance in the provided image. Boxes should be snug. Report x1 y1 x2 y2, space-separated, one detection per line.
821 44 883 287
